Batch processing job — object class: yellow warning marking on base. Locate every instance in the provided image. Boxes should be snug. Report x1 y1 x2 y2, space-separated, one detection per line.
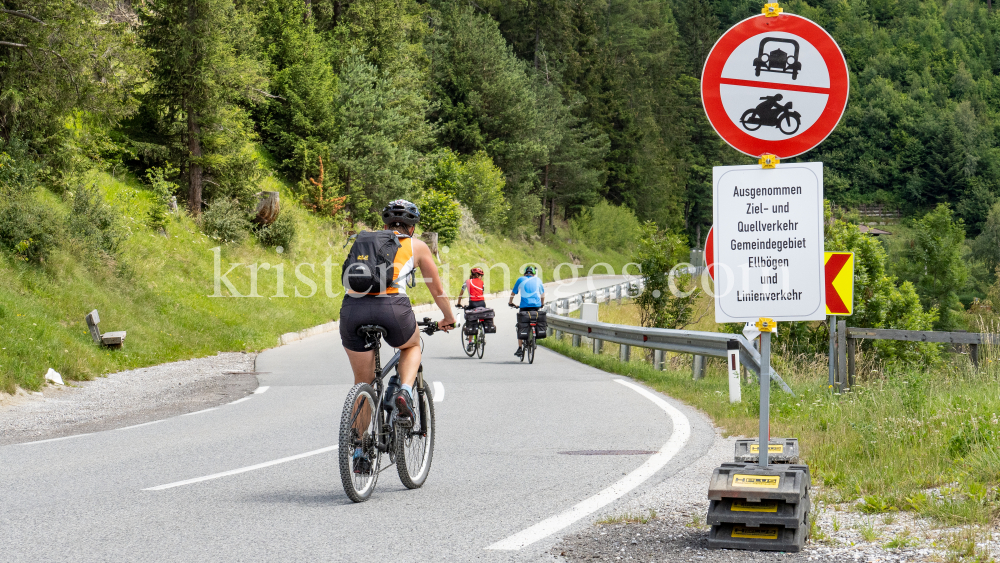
748 444 785 454
731 500 779 513
732 474 780 488
732 526 780 540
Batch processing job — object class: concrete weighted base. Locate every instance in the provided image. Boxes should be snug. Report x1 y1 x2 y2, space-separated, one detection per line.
734 438 800 464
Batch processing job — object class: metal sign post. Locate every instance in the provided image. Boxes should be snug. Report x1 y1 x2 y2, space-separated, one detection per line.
828 315 836 389
757 318 776 469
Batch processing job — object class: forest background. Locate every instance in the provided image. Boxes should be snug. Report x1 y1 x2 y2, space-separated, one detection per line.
3 0 1000 388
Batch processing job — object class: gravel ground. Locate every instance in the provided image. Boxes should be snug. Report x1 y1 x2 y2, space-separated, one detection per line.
551 424 992 562
0 352 258 445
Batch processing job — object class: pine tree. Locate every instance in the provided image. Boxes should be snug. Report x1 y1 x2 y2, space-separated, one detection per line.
139 0 267 215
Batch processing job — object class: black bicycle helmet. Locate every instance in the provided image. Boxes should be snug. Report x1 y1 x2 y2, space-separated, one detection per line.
381 199 420 226
523 265 537 276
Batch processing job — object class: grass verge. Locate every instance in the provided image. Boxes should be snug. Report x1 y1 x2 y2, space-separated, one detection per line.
541 330 1000 529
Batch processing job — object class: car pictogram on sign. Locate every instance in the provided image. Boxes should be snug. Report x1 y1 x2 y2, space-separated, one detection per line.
701 14 849 158
753 37 802 79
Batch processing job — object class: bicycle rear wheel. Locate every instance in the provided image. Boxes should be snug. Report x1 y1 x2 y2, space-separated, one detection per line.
528 333 536 364
339 383 380 502
463 330 476 357
476 325 485 359
396 378 435 488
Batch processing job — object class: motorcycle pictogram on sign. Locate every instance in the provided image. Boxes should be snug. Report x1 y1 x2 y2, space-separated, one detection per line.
740 94 801 135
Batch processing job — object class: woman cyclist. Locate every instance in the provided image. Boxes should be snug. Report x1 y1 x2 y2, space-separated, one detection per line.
456 267 486 309
339 200 456 456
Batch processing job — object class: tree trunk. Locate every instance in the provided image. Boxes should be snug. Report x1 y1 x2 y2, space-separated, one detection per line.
345 170 354 227
534 27 540 70
549 196 555 233
539 198 545 236
187 110 203 216
254 191 281 225
334 1 341 25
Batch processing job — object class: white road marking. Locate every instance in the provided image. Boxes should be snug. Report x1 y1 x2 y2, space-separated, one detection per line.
144 445 339 491
433 381 445 402
253 386 269 394
182 407 218 416
117 420 166 431
228 397 252 405
19 433 93 446
485 378 691 551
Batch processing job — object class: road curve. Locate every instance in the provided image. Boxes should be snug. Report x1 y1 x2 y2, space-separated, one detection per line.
1 276 718 562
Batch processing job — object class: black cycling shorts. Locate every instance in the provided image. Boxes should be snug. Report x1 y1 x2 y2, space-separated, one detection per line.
339 294 417 352
468 300 486 309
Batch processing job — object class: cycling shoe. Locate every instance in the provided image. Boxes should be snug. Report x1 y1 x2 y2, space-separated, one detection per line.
514 347 523 358
394 389 415 423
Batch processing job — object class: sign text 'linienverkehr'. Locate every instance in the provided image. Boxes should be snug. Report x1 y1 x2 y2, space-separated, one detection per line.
713 162 825 322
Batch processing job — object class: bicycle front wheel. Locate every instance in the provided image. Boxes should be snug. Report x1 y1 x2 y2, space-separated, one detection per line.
396 380 435 488
339 383 379 502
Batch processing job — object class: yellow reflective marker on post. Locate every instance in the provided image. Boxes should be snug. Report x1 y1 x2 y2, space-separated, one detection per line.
824 252 854 315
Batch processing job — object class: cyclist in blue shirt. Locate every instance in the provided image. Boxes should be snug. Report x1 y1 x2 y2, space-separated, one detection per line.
509 266 545 358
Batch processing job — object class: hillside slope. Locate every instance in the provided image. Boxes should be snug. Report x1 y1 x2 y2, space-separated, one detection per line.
0 170 630 393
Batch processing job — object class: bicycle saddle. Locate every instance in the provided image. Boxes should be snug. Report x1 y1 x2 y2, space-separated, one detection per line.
357 325 388 339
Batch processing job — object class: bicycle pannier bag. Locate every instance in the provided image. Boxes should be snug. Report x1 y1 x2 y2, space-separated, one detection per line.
341 231 401 294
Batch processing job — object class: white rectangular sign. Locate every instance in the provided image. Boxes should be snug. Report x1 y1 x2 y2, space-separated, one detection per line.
713 162 825 322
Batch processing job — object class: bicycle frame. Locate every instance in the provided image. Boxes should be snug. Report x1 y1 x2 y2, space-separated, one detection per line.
364 334 428 457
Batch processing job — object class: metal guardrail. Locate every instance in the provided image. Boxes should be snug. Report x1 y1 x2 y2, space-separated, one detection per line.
834 325 1000 388
543 279 794 395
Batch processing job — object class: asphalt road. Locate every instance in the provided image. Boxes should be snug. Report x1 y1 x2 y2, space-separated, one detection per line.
1 276 717 562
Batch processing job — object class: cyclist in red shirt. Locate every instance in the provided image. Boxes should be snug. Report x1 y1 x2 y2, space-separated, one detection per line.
456 267 486 309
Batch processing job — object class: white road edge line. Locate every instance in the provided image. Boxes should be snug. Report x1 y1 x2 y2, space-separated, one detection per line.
19 433 94 446
253 386 270 394
433 381 445 402
117 419 166 431
485 378 691 551
182 407 218 416
144 445 339 491
228 397 252 405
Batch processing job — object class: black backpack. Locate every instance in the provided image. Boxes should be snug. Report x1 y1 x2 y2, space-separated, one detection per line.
341 230 403 294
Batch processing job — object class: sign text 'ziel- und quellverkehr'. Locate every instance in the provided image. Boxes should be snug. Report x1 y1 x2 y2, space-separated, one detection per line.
713 163 825 322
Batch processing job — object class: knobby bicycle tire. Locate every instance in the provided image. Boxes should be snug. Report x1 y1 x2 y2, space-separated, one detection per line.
339 383 380 502
395 381 435 488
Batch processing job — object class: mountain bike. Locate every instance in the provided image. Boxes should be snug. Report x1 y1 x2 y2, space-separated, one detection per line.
338 318 448 503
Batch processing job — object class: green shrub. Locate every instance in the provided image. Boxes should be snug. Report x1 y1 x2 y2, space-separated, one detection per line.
632 223 691 329
202 198 251 244
145 165 178 232
0 191 60 263
424 149 508 231
67 183 128 256
254 212 296 250
419 189 460 245
571 200 644 251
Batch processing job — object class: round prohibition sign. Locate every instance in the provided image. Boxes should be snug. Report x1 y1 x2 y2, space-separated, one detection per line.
701 14 849 158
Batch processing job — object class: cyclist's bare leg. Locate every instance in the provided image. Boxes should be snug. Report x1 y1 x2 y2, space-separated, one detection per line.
396 327 421 387
345 348 377 385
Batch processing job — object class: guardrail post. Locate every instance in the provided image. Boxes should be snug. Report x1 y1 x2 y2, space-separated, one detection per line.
620 344 630 362
654 349 664 370
970 343 980 370
838 319 848 393
593 336 603 355
692 354 706 380
572 334 581 347
847 337 856 388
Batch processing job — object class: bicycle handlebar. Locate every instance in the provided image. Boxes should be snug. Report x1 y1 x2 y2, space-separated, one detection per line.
418 317 457 335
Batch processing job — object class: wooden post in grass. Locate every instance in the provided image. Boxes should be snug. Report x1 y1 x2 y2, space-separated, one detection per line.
254 191 280 225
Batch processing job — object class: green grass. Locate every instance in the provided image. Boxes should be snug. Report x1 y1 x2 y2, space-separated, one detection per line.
0 169 630 393
595 509 657 525
542 315 1000 527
